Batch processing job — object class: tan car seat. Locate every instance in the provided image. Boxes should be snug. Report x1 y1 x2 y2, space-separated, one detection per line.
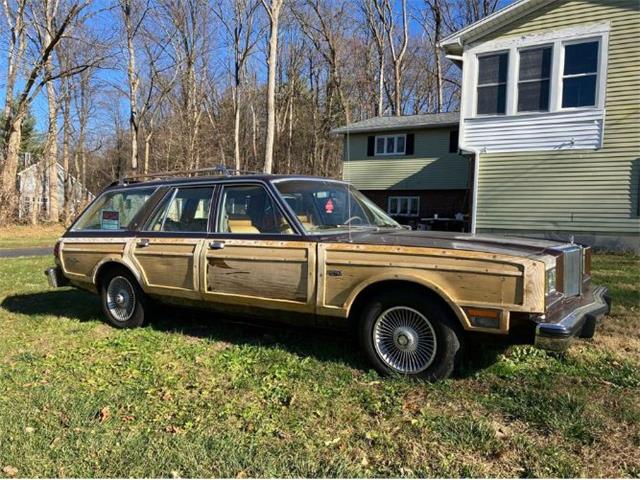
297 214 313 231
227 216 260 234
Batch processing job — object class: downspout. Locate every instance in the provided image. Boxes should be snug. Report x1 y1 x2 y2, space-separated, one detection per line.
458 144 480 235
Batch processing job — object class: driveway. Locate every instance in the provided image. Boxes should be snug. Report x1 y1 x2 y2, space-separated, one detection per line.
0 247 52 258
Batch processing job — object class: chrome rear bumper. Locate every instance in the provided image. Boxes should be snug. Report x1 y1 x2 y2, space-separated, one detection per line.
45 266 69 288
535 285 611 352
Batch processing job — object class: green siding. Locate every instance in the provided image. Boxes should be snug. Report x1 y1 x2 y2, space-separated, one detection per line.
476 0 640 235
342 128 470 190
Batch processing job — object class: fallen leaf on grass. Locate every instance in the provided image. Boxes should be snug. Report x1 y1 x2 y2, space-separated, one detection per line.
24 427 35 433
97 407 110 423
2 466 18 477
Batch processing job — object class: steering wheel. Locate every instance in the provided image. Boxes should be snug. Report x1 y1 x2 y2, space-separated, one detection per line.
344 215 363 225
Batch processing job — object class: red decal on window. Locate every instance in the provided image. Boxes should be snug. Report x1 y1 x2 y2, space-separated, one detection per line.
325 199 334 214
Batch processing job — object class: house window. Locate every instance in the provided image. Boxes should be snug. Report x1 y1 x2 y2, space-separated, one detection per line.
518 46 552 112
562 40 599 108
388 196 419 216
476 52 508 115
375 135 406 155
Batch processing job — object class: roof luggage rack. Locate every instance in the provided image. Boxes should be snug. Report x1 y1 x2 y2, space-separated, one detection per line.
113 165 262 186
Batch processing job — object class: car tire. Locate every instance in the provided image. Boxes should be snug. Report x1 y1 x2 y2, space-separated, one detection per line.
100 268 146 329
359 290 464 381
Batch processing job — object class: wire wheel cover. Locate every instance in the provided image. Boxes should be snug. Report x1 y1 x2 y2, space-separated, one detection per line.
373 306 437 374
106 276 136 322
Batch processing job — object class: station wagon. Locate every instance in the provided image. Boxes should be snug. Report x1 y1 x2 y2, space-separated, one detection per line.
46 171 611 380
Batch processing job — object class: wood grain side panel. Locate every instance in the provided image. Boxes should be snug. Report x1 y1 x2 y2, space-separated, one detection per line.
133 241 198 291
320 243 545 316
206 243 309 303
61 242 126 278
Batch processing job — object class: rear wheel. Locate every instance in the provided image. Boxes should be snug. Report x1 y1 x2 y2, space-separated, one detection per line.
100 268 146 328
359 290 464 380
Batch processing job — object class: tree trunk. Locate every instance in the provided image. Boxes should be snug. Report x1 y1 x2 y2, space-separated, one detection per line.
45 62 59 223
0 115 23 222
261 0 283 174
233 84 242 171
62 80 72 223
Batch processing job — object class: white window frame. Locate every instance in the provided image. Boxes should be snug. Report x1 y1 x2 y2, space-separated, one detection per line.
374 134 407 156
387 196 419 217
515 44 553 114
558 37 602 111
475 50 510 116
463 22 610 119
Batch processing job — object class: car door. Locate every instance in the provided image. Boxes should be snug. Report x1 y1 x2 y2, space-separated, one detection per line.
200 182 316 314
131 185 215 300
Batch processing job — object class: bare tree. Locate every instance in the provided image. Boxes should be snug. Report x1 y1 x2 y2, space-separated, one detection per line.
119 0 152 173
0 1 90 223
260 0 284 174
423 0 444 112
215 0 262 171
2 0 28 120
373 0 409 116
360 0 386 116
295 0 351 125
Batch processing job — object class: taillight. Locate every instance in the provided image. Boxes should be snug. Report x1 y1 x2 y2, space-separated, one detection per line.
53 241 61 259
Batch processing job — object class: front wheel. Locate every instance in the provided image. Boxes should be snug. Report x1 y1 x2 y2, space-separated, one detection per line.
359 290 464 380
100 269 146 328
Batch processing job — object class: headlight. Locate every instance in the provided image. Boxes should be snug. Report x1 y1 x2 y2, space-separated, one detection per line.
546 267 557 294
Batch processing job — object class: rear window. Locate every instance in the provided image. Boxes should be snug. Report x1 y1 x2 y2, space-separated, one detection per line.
72 187 157 231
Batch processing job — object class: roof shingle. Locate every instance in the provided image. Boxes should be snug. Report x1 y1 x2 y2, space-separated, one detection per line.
331 112 459 134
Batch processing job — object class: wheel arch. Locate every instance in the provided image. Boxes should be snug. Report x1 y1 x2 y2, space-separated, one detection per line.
345 273 469 331
92 257 143 291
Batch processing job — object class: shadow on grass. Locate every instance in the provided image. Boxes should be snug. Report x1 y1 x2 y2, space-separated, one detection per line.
2 289 513 377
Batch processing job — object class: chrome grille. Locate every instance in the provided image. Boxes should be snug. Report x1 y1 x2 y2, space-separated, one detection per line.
562 246 583 297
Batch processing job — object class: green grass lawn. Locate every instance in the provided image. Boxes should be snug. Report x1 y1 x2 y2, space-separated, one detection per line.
0 254 638 477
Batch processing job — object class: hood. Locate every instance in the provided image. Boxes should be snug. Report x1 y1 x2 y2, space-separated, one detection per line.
321 229 571 263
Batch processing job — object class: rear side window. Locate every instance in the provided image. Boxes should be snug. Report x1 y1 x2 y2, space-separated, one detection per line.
146 187 214 233
72 187 156 231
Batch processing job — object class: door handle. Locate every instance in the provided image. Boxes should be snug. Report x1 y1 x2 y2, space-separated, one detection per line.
209 241 225 250
137 238 150 248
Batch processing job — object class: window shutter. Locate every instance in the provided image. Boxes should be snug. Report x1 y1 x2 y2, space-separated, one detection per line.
449 129 459 153
367 136 375 156
405 134 415 155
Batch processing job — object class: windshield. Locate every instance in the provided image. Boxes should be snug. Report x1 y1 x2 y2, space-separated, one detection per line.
274 179 401 234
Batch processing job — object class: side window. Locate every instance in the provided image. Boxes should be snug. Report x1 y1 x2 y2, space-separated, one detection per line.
217 185 294 234
562 40 599 108
72 187 156 231
476 52 508 115
147 187 213 232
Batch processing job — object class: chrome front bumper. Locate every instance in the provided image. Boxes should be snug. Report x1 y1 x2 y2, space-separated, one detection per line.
45 266 69 288
535 285 611 352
